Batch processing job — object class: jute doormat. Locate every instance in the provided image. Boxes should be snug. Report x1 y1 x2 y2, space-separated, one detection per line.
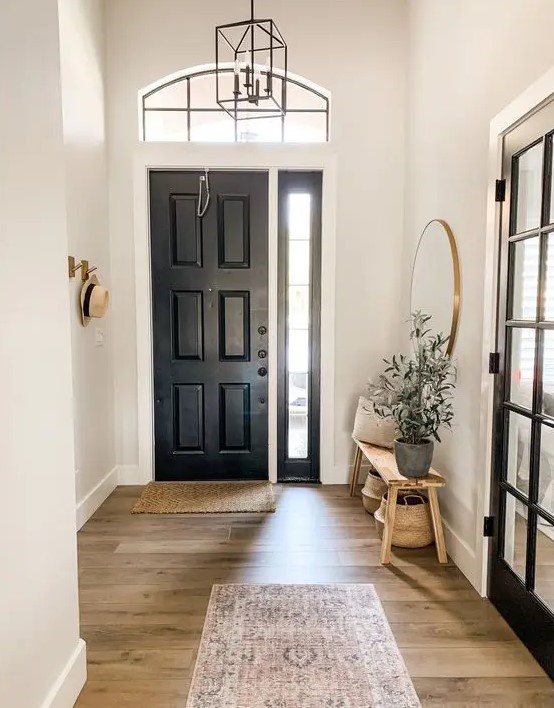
131 481 276 514
186 584 421 708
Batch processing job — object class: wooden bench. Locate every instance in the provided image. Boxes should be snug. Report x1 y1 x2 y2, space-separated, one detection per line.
350 439 448 565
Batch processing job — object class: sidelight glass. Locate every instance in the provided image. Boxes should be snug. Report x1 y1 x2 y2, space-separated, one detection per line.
286 193 312 459
514 142 543 234
534 516 554 613
288 373 308 458
288 329 309 374
511 237 540 320
288 194 311 239
288 241 311 285
502 491 528 582
288 286 310 329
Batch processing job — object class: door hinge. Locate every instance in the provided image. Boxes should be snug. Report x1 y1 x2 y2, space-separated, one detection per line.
483 516 495 537
495 179 506 202
489 352 500 374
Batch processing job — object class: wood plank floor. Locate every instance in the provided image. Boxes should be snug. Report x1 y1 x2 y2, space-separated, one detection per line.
76 484 554 707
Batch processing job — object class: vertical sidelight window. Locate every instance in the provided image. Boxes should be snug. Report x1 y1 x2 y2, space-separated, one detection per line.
278 172 322 481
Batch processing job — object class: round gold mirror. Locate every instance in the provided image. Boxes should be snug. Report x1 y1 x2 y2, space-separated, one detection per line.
410 219 461 355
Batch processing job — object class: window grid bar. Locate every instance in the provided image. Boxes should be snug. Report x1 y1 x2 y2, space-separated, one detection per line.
144 107 329 114
142 67 330 144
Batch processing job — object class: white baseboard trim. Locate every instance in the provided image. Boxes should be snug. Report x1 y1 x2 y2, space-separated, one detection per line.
40 638 86 708
330 463 371 485
442 517 480 594
116 464 144 485
76 467 118 531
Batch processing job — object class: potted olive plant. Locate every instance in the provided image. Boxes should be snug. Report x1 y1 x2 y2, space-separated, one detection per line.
366 313 456 477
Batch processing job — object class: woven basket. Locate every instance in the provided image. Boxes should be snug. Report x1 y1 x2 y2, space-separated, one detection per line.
361 468 387 515
363 467 387 497
361 489 381 514
374 491 433 548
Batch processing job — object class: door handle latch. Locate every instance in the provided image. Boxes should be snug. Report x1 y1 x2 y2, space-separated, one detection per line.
258 366 268 377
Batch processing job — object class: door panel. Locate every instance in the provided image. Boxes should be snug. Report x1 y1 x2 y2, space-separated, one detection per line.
489 101 554 679
150 170 268 481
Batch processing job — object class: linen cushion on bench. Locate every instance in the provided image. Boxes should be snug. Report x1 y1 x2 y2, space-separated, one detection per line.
352 396 396 449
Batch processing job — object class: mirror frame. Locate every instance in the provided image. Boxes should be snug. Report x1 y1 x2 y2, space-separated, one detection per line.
410 219 461 355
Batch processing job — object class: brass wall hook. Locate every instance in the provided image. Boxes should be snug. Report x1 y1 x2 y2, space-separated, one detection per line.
68 256 97 282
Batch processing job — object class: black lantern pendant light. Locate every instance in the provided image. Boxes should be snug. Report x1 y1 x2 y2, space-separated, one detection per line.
215 0 287 121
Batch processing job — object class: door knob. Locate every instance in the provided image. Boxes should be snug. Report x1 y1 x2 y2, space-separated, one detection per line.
258 349 267 359
258 325 267 336
258 366 268 377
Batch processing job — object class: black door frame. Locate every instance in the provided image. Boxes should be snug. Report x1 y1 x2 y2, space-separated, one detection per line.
277 171 322 482
488 105 554 679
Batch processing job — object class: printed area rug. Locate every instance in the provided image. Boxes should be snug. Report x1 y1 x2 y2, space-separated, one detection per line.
186 584 421 708
131 482 275 514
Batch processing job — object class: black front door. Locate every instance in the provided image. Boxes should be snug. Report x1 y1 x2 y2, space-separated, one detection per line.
489 100 554 678
149 170 268 481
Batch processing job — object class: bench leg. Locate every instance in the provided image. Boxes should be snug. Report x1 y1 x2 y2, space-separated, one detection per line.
428 487 448 564
349 445 362 497
380 486 398 564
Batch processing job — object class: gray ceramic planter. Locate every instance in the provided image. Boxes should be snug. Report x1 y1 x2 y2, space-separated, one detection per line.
394 439 434 477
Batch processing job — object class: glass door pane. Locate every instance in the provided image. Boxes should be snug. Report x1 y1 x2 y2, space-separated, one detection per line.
538 424 554 515
510 237 539 320
514 142 543 233
543 330 554 415
505 411 532 496
535 516 554 613
502 491 528 582
507 328 535 408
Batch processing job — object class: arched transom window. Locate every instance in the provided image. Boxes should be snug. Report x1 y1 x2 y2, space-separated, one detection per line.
140 66 330 143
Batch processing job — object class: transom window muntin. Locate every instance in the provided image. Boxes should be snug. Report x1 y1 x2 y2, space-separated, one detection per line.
141 67 330 143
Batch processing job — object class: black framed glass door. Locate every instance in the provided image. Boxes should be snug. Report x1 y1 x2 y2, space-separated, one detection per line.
277 171 322 482
489 101 554 678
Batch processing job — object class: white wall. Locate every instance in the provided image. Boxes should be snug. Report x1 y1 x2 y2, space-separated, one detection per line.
105 0 408 483
58 0 116 527
0 0 85 705
403 0 554 588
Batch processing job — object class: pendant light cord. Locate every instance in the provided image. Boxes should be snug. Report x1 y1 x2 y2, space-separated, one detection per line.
197 168 211 218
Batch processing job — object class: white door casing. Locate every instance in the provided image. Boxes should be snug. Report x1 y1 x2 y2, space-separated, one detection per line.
133 143 337 485
478 66 554 596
